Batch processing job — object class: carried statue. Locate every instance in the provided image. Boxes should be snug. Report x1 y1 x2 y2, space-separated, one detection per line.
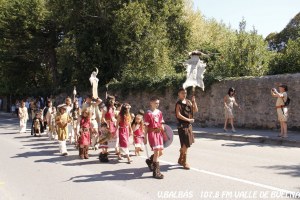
89 68 99 99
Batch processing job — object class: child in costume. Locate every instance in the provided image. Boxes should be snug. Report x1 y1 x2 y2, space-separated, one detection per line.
144 97 165 179
101 95 118 161
117 103 133 163
77 108 91 159
132 112 144 156
19 101 29 133
31 110 44 137
56 104 71 156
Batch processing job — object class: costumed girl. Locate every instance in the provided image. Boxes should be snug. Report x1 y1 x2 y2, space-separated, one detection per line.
117 103 133 163
132 111 145 156
77 108 91 159
101 95 118 162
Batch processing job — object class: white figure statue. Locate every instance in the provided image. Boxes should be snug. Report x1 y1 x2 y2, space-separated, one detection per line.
89 68 99 99
183 51 206 91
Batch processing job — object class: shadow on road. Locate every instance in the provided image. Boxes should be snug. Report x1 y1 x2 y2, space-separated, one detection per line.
256 164 300 178
11 149 58 158
35 155 80 163
220 141 296 149
0 132 19 135
67 164 179 182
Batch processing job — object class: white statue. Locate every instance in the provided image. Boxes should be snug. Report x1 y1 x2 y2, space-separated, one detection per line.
183 51 206 91
89 68 99 99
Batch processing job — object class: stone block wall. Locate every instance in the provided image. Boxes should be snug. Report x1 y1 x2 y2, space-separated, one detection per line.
113 73 300 130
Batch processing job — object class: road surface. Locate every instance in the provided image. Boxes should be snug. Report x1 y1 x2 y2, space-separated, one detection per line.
0 114 300 200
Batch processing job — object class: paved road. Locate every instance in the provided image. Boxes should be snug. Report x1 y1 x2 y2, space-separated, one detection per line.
0 114 300 200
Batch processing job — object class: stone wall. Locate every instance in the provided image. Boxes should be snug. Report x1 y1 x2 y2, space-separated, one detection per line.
113 73 300 130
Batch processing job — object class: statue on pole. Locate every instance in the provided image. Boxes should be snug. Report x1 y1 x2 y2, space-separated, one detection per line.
183 50 207 92
89 68 99 99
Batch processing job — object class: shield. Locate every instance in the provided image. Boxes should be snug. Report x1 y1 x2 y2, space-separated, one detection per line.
163 124 174 148
97 128 112 144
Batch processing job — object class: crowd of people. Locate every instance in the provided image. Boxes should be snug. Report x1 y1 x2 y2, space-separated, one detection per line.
14 84 289 179
16 88 199 179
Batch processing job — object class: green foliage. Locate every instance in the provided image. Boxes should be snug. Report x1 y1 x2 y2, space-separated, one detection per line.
266 12 300 51
109 74 185 96
213 20 271 78
0 0 51 96
0 0 298 97
268 38 300 74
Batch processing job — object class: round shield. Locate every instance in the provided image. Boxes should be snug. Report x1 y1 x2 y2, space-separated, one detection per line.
163 124 174 148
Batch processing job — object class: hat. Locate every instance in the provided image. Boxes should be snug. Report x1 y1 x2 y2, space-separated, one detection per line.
57 104 67 110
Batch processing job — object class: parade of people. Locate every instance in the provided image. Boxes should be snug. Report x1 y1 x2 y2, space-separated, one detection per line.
1 1 300 199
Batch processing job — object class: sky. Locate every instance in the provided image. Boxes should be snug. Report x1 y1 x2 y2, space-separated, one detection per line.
193 0 300 38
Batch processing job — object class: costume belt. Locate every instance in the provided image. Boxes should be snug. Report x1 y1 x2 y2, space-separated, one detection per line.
276 105 285 109
119 126 129 129
80 128 90 132
148 127 163 133
178 122 191 129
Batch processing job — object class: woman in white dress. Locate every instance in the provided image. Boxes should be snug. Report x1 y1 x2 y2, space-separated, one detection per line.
224 87 241 133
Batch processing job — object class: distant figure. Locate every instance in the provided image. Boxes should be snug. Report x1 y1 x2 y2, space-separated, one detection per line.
271 84 289 138
0 97 2 110
18 101 29 133
223 87 242 133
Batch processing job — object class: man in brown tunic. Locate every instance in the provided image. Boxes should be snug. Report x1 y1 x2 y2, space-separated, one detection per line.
175 88 198 169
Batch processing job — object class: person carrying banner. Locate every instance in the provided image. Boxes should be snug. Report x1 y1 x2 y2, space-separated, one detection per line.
175 88 198 170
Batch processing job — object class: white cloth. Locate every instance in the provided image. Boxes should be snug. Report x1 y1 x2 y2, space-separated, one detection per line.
19 107 28 133
20 120 27 133
60 141 68 154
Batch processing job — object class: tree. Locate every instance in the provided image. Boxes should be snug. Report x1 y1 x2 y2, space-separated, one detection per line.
269 38 300 74
0 0 52 96
212 19 271 78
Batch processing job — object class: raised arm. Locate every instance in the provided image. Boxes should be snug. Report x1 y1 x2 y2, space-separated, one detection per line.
271 89 283 98
191 96 198 113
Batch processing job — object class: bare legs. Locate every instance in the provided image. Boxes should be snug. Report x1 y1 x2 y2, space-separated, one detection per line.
280 121 288 138
153 149 163 162
224 118 236 132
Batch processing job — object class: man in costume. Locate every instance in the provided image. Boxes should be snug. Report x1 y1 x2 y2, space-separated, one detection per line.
175 88 198 170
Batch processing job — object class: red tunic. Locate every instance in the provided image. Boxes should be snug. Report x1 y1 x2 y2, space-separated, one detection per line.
144 109 164 150
133 124 144 144
118 116 130 148
78 117 91 146
105 107 117 136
